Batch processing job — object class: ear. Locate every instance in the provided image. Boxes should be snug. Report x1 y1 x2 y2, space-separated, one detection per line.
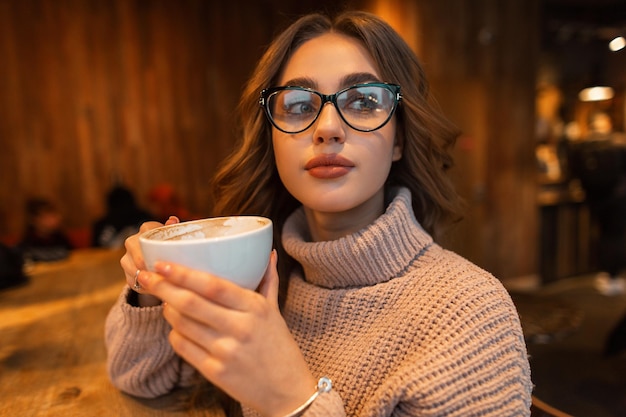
392 143 403 161
391 124 403 161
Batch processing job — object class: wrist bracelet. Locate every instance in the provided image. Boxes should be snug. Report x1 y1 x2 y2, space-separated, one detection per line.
283 376 332 417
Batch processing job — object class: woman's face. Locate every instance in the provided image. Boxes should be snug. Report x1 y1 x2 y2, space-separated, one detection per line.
272 33 402 221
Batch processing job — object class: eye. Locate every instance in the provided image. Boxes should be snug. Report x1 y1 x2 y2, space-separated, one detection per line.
340 88 385 115
277 90 318 117
284 100 315 115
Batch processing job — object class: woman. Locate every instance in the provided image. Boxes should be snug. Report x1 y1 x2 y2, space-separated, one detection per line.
106 11 532 416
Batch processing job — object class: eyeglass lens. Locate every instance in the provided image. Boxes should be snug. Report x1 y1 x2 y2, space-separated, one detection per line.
267 85 397 133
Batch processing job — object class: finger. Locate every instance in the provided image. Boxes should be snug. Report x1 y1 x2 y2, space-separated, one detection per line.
164 216 180 225
137 269 188 300
122 235 144 272
123 220 165 273
163 303 219 348
154 262 256 310
120 250 148 295
139 220 166 233
137 268 233 326
257 250 279 303
121 221 166 291
168 329 225 380
120 252 140 279
143 265 259 336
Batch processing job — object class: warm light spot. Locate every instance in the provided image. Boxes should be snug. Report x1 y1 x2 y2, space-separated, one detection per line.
609 36 625 52
368 0 421 54
0 283 122 330
578 86 614 102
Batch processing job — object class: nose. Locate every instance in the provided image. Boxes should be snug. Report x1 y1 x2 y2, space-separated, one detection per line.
312 102 346 144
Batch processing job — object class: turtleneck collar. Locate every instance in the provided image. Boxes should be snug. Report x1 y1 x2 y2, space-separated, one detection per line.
282 187 434 289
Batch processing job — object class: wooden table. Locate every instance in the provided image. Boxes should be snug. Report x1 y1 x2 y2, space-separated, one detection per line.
0 248 226 417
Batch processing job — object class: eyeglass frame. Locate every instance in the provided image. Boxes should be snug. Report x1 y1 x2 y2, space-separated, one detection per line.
259 82 402 134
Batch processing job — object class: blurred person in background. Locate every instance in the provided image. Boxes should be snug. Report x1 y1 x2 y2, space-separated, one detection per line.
0 241 27 290
92 185 154 249
18 197 73 262
568 111 626 296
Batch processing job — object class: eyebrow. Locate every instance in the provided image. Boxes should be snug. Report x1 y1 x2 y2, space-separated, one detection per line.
281 72 382 90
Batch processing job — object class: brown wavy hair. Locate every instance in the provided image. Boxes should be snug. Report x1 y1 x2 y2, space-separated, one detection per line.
211 10 463 297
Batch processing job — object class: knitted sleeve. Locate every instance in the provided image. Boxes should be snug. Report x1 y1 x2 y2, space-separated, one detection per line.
104 287 197 398
396 263 532 416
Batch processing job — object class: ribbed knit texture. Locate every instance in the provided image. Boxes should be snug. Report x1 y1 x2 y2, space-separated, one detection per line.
244 187 532 416
105 290 197 398
105 187 532 416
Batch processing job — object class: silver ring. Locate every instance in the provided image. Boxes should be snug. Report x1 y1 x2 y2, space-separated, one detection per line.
133 269 142 291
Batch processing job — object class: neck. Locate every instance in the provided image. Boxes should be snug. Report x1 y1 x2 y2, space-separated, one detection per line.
303 191 385 242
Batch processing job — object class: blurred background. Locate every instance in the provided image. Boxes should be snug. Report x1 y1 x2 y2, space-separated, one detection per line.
0 0 624 283
1 1 625 415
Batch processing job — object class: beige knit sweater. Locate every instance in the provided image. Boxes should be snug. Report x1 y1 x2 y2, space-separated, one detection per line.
105 187 532 416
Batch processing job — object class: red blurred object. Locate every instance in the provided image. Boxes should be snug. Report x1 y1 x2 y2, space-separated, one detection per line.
147 183 194 223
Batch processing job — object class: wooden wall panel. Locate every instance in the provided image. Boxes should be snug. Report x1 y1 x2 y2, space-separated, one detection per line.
374 0 539 279
0 0 340 238
0 0 539 280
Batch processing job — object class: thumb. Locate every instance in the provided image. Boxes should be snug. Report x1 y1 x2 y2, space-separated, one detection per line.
165 216 180 225
257 250 279 303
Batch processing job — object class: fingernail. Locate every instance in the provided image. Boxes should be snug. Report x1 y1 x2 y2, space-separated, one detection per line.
137 271 150 285
154 262 172 274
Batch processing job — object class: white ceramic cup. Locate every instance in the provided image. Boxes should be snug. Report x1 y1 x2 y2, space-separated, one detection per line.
139 216 273 290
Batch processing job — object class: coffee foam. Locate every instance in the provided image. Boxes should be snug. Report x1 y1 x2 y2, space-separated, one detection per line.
147 217 268 241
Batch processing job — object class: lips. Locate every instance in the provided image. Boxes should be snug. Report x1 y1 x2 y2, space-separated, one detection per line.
305 154 355 179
